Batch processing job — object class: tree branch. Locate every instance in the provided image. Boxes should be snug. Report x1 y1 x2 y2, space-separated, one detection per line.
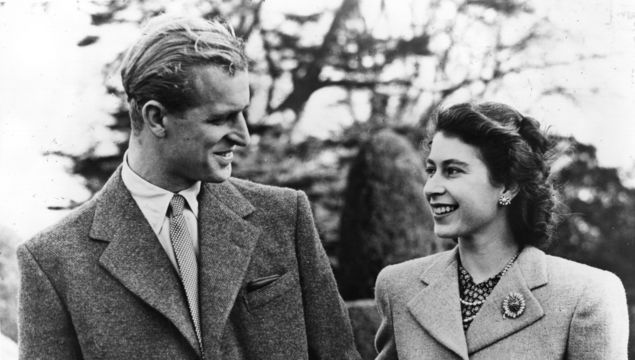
270 0 360 117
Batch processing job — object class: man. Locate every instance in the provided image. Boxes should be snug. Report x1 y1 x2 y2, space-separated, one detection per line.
18 16 360 360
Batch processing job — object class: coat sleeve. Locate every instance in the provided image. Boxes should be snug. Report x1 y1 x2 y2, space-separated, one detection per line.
17 244 83 360
294 191 361 360
374 267 398 360
566 271 629 360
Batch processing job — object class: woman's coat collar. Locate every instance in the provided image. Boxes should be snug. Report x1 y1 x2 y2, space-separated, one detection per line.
407 246 548 359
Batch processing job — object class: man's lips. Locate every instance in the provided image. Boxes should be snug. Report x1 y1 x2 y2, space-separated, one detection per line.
213 149 235 164
214 150 233 159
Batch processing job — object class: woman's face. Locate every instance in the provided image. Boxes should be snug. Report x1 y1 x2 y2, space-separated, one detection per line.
423 132 505 240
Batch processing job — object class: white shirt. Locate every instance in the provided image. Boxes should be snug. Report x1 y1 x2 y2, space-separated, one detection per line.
121 154 201 270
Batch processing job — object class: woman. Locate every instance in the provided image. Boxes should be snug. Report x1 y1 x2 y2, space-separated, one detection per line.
374 102 629 359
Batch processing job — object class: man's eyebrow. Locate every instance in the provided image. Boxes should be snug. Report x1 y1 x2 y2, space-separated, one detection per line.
209 105 250 118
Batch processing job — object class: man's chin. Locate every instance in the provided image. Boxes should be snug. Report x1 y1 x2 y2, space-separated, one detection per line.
202 167 232 183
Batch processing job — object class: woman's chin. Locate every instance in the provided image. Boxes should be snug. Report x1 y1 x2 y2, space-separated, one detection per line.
433 227 457 239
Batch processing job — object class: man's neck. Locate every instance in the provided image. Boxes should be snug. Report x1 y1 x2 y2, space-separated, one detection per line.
127 142 193 193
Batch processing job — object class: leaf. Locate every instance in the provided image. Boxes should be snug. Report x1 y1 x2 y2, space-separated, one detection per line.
77 35 99 47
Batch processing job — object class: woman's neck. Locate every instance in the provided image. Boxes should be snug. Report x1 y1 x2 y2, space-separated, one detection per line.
458 232 519 283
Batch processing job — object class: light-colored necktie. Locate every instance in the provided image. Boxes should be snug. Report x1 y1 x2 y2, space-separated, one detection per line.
169 194 202 351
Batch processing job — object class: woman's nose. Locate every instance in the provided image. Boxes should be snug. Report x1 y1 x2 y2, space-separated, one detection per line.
423 173 445 197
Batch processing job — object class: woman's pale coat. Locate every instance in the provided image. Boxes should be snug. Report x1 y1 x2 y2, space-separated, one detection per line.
374 246 629 359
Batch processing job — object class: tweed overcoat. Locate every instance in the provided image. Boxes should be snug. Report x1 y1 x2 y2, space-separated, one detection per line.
18 167 361 360
374 246 629 359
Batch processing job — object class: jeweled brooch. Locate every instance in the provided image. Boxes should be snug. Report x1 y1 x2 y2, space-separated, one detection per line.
502 292 525 319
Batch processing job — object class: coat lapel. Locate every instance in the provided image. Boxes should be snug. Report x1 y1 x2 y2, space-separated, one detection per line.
197 180 261 355
407 248 469 360
466 246 548 354
89 167 201 356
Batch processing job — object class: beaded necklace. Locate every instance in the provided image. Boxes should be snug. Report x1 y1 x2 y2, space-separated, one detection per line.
458 252 519 330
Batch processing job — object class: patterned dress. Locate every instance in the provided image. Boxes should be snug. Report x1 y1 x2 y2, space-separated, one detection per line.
458 254 518 331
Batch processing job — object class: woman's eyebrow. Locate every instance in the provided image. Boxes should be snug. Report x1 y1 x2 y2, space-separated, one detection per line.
425 158 470 169
441 159 469 167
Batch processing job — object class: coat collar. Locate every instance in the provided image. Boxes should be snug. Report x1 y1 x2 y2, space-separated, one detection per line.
407 246 548 359
197 180 261 355
89 167 261 357
466 246 547 354
407 247 468 359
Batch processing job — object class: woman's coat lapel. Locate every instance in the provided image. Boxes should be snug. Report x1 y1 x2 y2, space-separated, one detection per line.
406 246 549 359
406 247 469 359
466 246 547 353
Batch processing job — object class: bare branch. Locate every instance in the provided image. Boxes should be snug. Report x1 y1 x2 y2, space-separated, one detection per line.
539 86 579 104
464 0 530 15
322 78 412 88
499 53 607 76
271 0 360 116
260 29 283 114
236 0 265 39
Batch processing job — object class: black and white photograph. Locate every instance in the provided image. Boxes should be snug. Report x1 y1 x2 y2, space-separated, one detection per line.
1 0 634 358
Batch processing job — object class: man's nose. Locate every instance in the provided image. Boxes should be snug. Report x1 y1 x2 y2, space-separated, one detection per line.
229 112 250 147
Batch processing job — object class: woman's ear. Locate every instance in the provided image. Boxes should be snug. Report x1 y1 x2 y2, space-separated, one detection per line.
498 182 520 207
141 100 167 138
502 182 520 201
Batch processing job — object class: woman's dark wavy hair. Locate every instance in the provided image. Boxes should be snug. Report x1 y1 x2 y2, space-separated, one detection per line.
429 102 561 249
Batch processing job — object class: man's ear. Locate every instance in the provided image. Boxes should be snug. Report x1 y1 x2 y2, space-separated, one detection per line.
141 100 167 138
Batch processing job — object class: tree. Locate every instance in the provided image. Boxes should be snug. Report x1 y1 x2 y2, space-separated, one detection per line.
548 136 635 358
337 130 448 300
550 136 635 288
0 226 20 341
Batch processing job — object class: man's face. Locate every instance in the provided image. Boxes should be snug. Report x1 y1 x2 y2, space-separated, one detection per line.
158 65 250 189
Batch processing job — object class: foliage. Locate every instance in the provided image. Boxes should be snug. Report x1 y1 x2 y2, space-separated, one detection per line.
548 137 635 357
549 137 635 285
0 226 20 341
55 0 581 259
337 129 444 300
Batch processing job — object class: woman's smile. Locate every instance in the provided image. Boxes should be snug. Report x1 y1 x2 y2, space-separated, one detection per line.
430 203 458 217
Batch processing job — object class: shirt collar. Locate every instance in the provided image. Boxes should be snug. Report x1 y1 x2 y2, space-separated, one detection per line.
121 153 201 234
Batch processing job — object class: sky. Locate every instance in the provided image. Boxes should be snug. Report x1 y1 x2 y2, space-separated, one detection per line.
0 0 634 240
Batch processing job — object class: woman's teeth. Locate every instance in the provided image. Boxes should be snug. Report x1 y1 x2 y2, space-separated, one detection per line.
433 205 457 215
